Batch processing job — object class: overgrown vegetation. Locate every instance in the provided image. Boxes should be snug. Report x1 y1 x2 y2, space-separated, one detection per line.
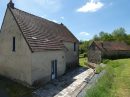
86 59 130 97
95 65 104 74
86 63 114 97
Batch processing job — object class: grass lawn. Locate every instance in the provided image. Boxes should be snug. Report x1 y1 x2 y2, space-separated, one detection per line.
79 57 87 67
110 59 130 97
86 58 130 97
0 76 33 97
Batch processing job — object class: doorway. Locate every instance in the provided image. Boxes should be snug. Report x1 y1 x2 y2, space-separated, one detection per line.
51 60 57 80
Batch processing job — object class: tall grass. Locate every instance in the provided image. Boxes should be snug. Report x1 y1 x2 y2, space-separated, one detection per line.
86 60 123 97
86 66 114 97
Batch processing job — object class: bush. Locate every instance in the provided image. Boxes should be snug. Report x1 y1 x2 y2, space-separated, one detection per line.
79 54 84 58
102 59 110 64
83 53 87 58
95 66 104 74
84 62 88 66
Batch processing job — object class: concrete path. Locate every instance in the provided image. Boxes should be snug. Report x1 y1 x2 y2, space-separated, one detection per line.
34 68 94 97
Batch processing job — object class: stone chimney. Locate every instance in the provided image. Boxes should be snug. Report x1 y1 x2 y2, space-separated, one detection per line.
8 0 14 9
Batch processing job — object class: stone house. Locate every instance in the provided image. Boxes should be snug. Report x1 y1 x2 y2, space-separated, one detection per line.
88 41 130 64
0 1 79 86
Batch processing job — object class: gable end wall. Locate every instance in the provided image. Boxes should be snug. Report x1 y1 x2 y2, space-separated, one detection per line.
88 43 102 64
0 8 32 85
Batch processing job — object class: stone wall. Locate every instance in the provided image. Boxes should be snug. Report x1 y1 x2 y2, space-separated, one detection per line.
31 50 66 85
103 50 130 59
88 49 101 64
63 42 79 70
0 8 32 85
88 42 130 64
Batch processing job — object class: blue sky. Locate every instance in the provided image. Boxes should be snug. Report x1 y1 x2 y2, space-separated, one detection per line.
0 0 130 41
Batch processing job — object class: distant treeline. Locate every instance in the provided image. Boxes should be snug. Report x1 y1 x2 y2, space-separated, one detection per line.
79 27 130 56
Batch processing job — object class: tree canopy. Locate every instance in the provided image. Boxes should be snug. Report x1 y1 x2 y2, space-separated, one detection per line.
93 27 130 44
79 27 130 56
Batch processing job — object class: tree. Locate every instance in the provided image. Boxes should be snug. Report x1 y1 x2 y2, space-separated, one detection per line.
125 34 130 44
99 32 109 41
79 27 130 56
93 35 100 41
79 41 90 54
96 31 114 41
112 27 127 41
93 27 129 42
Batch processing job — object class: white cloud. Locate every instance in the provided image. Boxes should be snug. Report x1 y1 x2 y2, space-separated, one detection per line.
77 0 104 13
60 16 64 19
80 32 90 36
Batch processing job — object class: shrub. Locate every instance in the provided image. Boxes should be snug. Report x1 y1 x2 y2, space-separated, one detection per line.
102 59 110 64
84 62 88 66
95 66 104 74
83 53 87 58
79 54 84 58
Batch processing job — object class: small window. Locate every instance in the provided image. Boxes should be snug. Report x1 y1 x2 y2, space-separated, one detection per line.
12 37 15 52
74 42 76 51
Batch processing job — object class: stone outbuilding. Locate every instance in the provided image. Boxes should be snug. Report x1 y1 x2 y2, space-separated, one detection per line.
88 41 130 64
0 1 79 86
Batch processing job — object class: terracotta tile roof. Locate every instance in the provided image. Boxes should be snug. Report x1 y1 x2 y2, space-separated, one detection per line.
9 7 78 52
94 41 130 51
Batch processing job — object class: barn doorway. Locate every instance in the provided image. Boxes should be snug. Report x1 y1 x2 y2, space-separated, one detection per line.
51 60 57 80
